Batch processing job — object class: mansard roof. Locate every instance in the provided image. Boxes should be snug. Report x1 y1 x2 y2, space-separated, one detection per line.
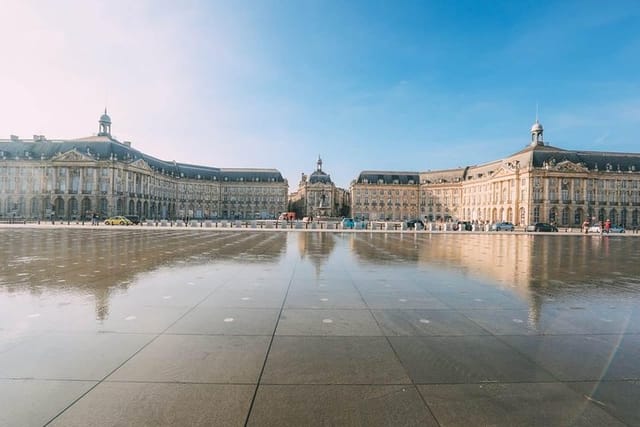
419 167 467 184
355 171 420 185
0 135 285 182
506 143 640 173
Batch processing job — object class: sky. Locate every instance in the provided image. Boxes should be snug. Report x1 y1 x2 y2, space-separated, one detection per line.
2 0 640 189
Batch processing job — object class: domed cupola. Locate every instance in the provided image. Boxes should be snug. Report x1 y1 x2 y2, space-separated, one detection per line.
309 155 332 184
98 108 112 136
530 119 543 146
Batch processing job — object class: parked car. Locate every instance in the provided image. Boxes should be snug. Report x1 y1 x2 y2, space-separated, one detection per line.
104 216 132 225
587 224 602 233
527 222 558 232
124 215 140 224
491 221 515 231
609 225 625 233
405 219 424 230
454 221 473 231
341 217 355 229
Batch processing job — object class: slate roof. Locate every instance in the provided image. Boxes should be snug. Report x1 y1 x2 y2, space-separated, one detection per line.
355 171 420 185
0 135 285 182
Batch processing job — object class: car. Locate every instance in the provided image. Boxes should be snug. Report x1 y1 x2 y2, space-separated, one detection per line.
454 221 473 231
587 224 602 233
341 217 355 229
528 222 558 232
609 225 625 233
405 219 424 230
491 221 515 231
124 215 140 224
104 216 132 225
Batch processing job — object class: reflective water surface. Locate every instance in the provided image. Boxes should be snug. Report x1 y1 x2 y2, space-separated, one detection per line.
1 228 639 426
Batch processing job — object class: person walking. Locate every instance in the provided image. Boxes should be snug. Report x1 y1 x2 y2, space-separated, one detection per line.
605 218 611 233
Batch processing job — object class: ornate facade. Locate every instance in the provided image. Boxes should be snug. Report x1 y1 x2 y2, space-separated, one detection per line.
288 156 349 218
350 171 420 220
352 121 640 227
0 112 288 220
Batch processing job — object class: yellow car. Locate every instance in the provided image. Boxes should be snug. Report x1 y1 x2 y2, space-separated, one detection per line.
104 216 132 225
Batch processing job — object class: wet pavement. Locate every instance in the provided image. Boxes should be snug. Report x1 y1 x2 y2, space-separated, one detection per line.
1 227 639 426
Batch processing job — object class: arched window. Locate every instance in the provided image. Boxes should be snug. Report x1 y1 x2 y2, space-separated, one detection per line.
561 207 569 226
574 208 583 225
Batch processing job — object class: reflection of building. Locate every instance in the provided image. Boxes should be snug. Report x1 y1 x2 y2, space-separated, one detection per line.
352 121 640 227
0 111 288 220
289 156 349 218
1 230 287 320
295 231 336 277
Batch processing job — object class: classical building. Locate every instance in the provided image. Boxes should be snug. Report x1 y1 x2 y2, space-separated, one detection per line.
352 120 640 227
0 111 288 220
350 171 420 220
288 156 349 218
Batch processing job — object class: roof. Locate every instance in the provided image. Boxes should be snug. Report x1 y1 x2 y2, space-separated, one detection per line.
309 169 332 184
355 171 420 185
0 136 285 182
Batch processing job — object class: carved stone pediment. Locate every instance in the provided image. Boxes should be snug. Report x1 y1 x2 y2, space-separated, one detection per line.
130 158 153 172
490 166 516 179
51 149 95 162
550 160 589 173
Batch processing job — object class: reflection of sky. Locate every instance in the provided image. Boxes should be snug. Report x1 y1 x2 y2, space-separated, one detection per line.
2 229 640 330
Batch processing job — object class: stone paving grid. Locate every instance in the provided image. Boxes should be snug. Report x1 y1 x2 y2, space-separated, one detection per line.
0 228 639 426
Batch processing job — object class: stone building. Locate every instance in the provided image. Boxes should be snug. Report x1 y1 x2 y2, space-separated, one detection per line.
288 156 349 218
0 111 288 220
352 120 640 227
350 171 420 220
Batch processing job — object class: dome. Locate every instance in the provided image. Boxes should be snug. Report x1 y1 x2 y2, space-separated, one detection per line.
99 109 111 124
309 170 332 184
531 120 543 132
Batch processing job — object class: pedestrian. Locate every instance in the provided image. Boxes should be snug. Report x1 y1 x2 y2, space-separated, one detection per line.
605 218 611 233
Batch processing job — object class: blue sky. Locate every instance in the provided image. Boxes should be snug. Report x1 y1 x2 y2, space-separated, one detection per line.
2 0 639 188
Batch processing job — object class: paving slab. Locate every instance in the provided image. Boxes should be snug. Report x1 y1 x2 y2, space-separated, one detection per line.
0 379 96 427
372 309 490 336
0 332 153 380
499 334 640 381
418 382 626 427
389 336 555 384
167 307 280 335
248 385 438 427
276 309 383 336
49 382 254 427
261 336 411 384
108 335 270 383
